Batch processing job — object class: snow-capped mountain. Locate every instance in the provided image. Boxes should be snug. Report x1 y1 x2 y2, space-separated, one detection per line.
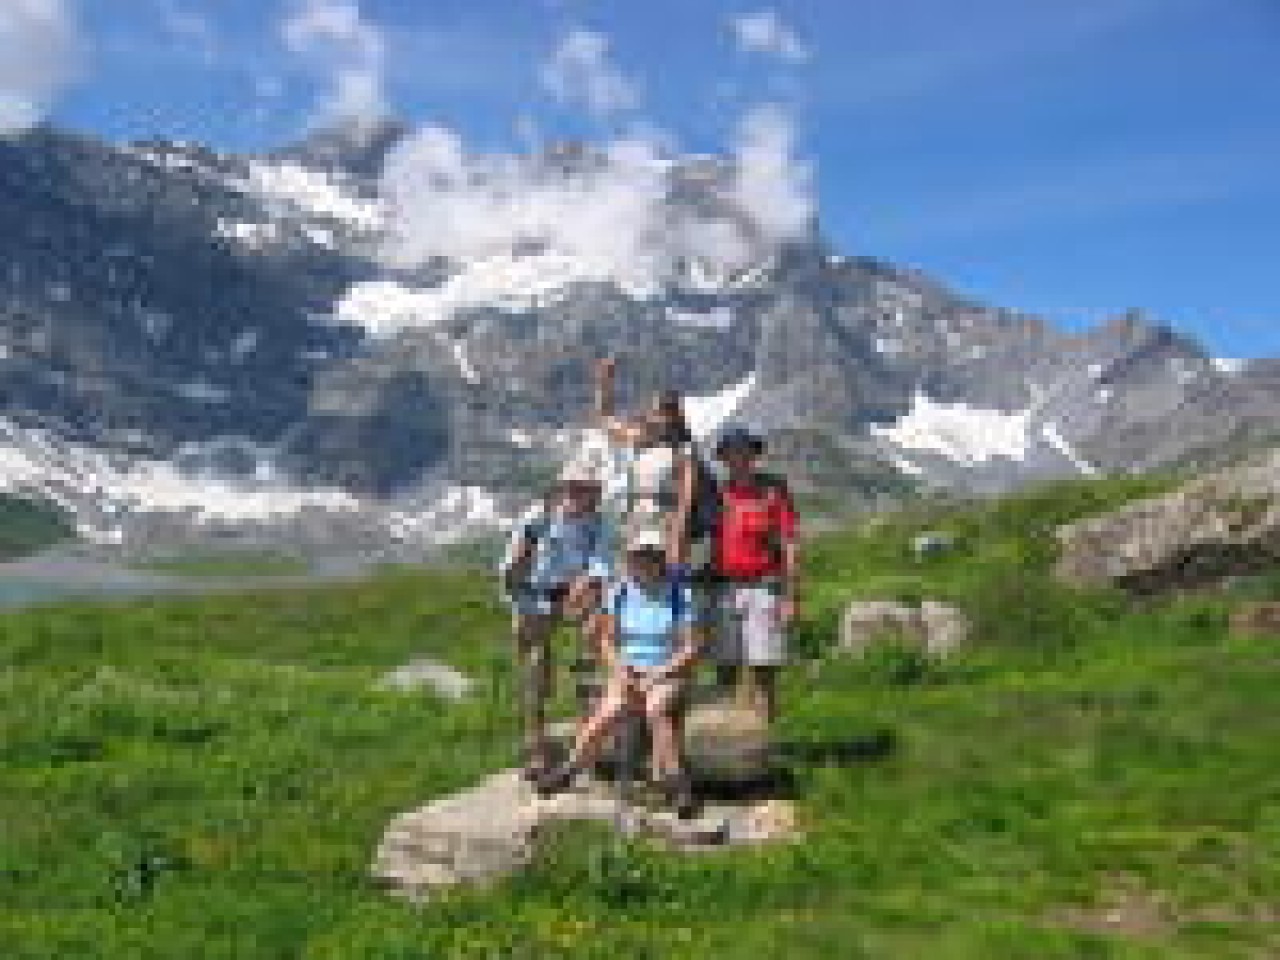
1 120 1276 553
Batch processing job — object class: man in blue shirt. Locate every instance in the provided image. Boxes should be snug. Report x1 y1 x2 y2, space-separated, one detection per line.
537 529 703 816
500 462 613 781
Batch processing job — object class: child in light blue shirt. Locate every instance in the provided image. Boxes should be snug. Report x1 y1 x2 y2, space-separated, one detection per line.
537 529 704 817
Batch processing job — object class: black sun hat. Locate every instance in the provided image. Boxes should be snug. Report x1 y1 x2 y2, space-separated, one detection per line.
714 425 765 456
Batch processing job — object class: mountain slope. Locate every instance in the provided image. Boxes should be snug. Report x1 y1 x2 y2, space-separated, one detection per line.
0 121 1276 551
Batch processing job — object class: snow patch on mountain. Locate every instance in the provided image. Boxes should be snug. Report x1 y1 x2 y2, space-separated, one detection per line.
871 391 1032 466
215 219 282 249
451 340 479 384
235 160 384 230
1212 357 1247 375
336 252 658 338
1040 422 1098 476
669 305 735 330
386 487 507 543
888 455 925 477
230 329 261 362
0 417 515 549
173 380 232 404
684 373 758 440
0 417 362 542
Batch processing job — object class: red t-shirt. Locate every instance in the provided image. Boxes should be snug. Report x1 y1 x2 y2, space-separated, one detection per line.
714 476 797 580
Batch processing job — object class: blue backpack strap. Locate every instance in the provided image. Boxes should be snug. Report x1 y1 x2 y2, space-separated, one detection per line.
522 507 551 545
587 515 602 558
669 577 685 621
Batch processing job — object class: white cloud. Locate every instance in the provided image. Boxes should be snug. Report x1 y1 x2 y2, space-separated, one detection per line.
730 103 814 242
730 9 809 64
539 28 640 118
381 125 672 291
376 102 814 325
281 0 387 126
0 0 80 134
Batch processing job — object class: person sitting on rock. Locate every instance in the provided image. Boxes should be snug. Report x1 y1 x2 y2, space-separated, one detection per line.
708 426 798 723
537 529 703 818
499 462 613 782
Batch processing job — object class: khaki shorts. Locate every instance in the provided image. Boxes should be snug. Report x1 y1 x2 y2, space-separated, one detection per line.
601 667 686 717
712 583 787 667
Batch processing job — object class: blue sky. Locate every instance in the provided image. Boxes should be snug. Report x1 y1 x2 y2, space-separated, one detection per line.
43 0 1280 357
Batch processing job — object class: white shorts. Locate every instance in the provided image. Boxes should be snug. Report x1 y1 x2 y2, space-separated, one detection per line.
712 584 787 667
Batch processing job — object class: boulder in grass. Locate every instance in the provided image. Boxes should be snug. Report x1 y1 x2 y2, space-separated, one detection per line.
919 601 970 656
377 659 474 700
683 699 772 784
1054 447 1280 592
732 798 800 844
838 599 969 659
1229 602 1280 638
911 531 956 560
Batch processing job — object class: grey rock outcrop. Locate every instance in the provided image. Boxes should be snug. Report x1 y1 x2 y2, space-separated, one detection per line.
1054 447 1280 591
377 659 474 700
838 600 970 658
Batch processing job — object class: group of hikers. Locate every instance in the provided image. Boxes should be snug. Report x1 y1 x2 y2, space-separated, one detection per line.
499 358 799 817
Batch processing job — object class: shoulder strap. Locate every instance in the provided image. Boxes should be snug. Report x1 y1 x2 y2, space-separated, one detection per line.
669 577 685 620
523 503 552 543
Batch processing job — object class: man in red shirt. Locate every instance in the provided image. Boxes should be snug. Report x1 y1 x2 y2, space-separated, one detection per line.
710 426 799 721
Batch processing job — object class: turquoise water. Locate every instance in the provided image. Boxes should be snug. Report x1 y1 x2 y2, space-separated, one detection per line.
0 579 120 608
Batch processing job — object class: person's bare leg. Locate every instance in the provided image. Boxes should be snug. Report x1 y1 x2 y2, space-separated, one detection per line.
515 614 554 772
757 666 780 723
568 681 629 768
648 707 680 781
575 608 608 736
647 687 696 816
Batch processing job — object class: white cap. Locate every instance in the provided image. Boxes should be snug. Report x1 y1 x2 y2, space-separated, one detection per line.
558 459 600 488
625 529 667 553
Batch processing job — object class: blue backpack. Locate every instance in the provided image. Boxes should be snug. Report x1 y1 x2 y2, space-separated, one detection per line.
499 505 603 597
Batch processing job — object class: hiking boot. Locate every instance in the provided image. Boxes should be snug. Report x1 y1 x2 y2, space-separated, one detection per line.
520 747 553 783
535 762 581 797
660 771 698 820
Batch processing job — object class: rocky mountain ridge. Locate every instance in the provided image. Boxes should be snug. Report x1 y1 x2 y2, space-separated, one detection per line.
0 119 1276 553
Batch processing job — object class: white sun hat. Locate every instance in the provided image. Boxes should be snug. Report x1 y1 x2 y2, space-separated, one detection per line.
625 529 667 554
558 459 601 488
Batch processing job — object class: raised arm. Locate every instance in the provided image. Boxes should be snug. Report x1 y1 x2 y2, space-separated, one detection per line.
593 357 645 445
667 450 696 568
593 357 617 423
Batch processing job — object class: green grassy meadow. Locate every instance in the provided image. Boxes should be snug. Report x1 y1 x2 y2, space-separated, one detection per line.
1 472 1278 958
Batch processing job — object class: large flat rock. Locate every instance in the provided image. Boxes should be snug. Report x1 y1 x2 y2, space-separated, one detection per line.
372 768 798 901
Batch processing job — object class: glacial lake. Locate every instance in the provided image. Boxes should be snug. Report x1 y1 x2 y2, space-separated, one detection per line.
0 578 143 609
